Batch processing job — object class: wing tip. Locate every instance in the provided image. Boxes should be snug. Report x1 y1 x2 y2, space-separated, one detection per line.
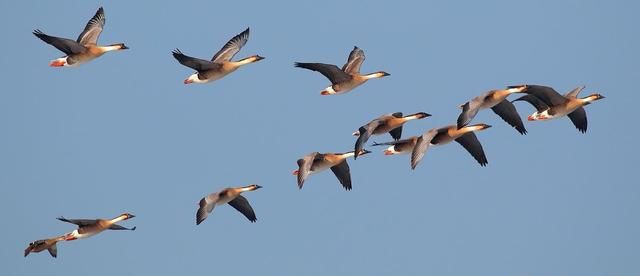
33 29 45 37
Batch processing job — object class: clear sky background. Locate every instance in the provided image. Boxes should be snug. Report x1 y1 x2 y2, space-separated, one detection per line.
1 0 638 275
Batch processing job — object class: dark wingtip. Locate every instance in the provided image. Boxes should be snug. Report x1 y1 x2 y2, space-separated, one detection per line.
131 226 137 231
33 29 45 37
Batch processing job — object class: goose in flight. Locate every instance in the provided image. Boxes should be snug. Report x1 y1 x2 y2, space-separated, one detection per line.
24 235 66 258
353 112 431 159
410 124 492 169
457 85 528 134
512 85 605 133
295 46 389 95
172 28 264 84
294 149 371 190
373 124 491 169
58 213 136 241
33 7 128 67
196 184 262 225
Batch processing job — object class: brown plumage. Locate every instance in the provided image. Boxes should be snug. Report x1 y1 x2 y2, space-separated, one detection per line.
172 28 264 84
33 7 128 67
512 85 605 133
294 149 371 190
196 184 262 225
353 112 431 159
295 46 390 95
59 213 136 241
24 236 65 258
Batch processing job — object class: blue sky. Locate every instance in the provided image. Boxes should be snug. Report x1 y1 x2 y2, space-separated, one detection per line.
1 0 638 275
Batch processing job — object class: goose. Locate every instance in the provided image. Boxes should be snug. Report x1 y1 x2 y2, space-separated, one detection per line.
411 124 492 169
293 149 371 190
59 213 136 241
172 28 264 84
373 124 491 169
457 85 528 134
512 85 605 133
196 184 262 225
33 7 128 67
294 46 390 95
24 235 65 258
353 112 431 159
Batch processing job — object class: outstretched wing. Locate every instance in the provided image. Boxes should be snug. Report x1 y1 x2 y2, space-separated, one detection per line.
294 62 352 85
567 107 588 133
196 192 219 225
297 152 319 189
77 7 105 45
56 217 97 226
47 243 58 258
524 85 567 106
212 28 250 63
330 160 352 190
355 119 381 159
512 94 550 112
564 86 585 99
109 224 136 231
411 129 438 170
172 49 221 72
455 132 488 166
342 46 365 74
457 100 481 129
491 100 527 135
33 29 86 55
228 195 257 222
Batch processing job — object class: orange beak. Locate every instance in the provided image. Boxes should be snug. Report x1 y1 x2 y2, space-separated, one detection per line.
320 91 330 95
527 115 535 121
184 79 192 84
383 150 394 155
49 60 66 67
292 170 299 175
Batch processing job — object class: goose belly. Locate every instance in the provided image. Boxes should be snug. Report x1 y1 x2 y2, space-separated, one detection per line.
71 229 101 239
